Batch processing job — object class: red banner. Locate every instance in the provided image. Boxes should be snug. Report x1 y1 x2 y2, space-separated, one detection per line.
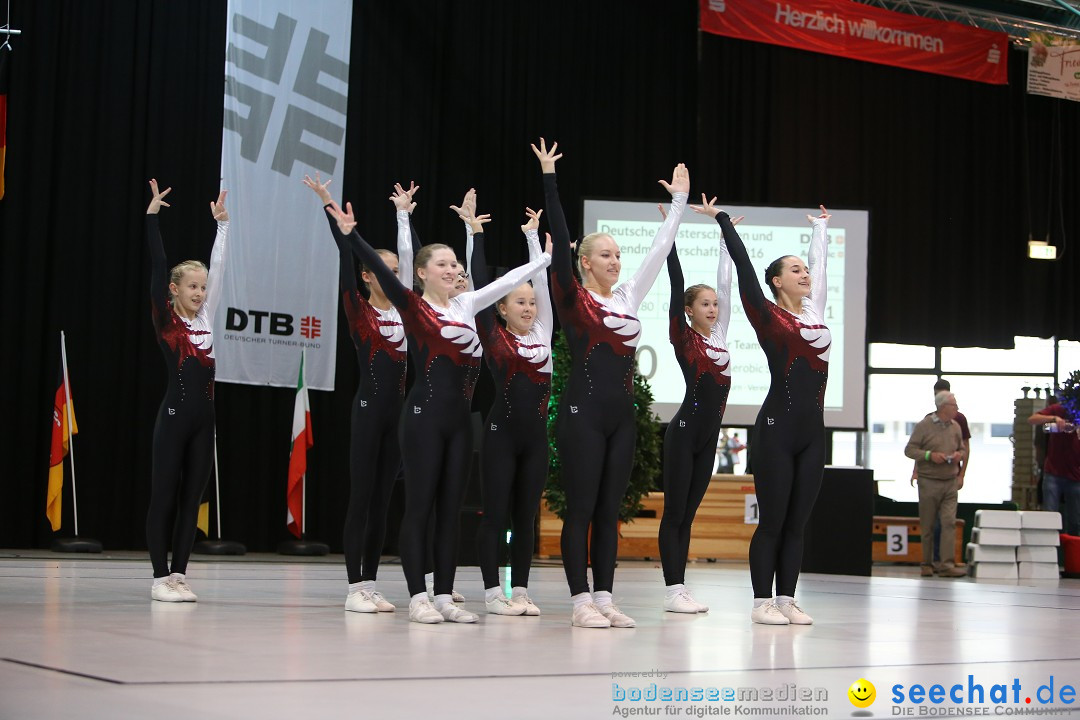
700 0 1008 85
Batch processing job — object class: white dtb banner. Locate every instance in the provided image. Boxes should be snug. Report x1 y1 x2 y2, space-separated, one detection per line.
217 0 352 390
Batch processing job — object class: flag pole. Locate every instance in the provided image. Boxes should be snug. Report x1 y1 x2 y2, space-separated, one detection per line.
192 426 246 555
278 348 325 556
50 332 99 553
213 428 223 538
60 331 79 538
300 348 307 539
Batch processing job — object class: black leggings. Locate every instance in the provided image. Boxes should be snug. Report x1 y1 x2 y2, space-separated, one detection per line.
398 406 473 597
558 398 636 596
747 414 825 598
659 416 719 586
146 400 214 578
476 415 548 589
343 392 401 584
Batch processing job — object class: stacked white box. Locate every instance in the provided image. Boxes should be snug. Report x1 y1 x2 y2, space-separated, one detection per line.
968 510 1022 580
1017 511 1062 580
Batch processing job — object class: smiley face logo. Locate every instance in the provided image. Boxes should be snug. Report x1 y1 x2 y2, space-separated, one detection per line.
847 679 876 708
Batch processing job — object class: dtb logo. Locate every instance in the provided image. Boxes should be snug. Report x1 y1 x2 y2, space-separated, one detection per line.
226 308 294 335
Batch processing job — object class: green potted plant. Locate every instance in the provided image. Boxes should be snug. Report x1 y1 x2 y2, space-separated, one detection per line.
543 331 663 525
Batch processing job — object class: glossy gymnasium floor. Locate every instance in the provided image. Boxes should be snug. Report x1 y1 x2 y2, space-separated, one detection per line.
2 553 1079 720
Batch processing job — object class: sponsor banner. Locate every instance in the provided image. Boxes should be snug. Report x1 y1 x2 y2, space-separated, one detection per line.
1028 32 1080 102
700 0 1008 85
217 0 352 390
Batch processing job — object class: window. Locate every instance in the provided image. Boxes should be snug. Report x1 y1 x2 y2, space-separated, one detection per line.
866 374 937 503
942 336 1054 374
869 343 934 369
990 423 1012 438
1059 340 1080 389
831 431 858 466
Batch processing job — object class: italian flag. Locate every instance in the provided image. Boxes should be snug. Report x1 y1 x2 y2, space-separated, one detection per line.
285 352 312 539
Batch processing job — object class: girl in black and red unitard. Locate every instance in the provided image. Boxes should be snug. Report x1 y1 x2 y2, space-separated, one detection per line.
326 196 551 624
456 194 553 617
534 139 689 629
144 179 229 603
658 200 738 615
304 174 414 614
705 196 831 625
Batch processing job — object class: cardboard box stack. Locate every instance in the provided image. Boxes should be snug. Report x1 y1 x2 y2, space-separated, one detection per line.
967 509 1020 579
966 509 1062 580
1018 510 1062 579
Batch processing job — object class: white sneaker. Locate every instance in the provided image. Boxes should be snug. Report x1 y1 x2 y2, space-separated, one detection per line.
345 590 377 613
438 604 478 623
664 591 700 614
426 583 466 603
408 598 444 624
174 580 198 602
151 579 184 603
776 600 813 625
486 595 525 616
571 602 611 628
597 603 636 628
367 590 395 612
750 600 790 625
510 594 541 616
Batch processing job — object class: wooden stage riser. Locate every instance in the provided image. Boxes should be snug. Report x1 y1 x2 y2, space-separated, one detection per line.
539 475 963 565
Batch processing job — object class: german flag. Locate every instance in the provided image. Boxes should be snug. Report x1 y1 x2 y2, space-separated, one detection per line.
47 363 78 532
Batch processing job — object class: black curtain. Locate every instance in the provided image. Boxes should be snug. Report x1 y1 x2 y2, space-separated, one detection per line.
0 1 227 551
1 1 1077 552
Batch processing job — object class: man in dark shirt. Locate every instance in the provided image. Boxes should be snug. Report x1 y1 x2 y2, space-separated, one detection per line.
1028 400 1080 535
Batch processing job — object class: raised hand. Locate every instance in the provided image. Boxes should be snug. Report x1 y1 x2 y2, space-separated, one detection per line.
544 232 553 255
390 181 419 214
689 193 719 218
530 137 563 173
808 204 831 223
449 188 477 224
209 190 229 222
690 194 743 225
302 172 333 205
451 189 490 233
656 203 667 220
658 162 690 196
326 200 358 235
522 207 543 234
146 178 172 215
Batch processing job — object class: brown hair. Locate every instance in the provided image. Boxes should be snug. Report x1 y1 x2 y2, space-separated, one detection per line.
764 255 798 299
683 284 714 308
414 243 454 288
361 249 398 282
497 281 535 316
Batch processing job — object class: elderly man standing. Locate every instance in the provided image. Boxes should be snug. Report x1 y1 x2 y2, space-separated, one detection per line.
905 392 967 578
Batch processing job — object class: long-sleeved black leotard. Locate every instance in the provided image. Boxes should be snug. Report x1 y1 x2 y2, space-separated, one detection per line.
323 207 409 585
145 214 227 579
716 211 830 599
543 171 686 596
470 227 553 591
659 238 732 586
